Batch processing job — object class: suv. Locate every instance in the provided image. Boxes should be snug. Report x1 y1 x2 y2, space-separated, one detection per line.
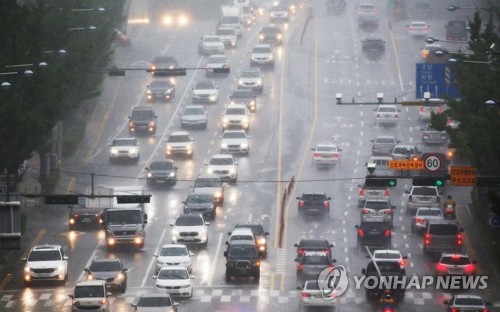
405 185 440 215
234 223 269 257
423 220 464 258
361 37 385 59
295 251 335 282
183 193 216 219
419 98 447 120
294 239 334 260
108 137 140 163
435 253 477 277
149 56 178 76
198 35 225 55
23 244 69 286
355 219 392 249
250 44 274 68
222 104 250 131
358 15 379 31
446 20 468 41
371 135 400 156
69 280 110 312
191 174 225 204
205 154 239 182
224 240 261 282
216 27 237 48
170 213 209 247
237 68 264 94
165 131 194 158
84 258 128 293
227 228 255 245
220 130 250 154
296 192 331 215
205 54 230 77
145 160 178 186
361 198 395 228
128 106 158 135
229 89 257 113
259 26 283 45
361 260 405 300
146 79 175 102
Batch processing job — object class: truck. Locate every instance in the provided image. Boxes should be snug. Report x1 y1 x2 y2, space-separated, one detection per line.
219 6 243 37
100 207 148 249
0 200 21 249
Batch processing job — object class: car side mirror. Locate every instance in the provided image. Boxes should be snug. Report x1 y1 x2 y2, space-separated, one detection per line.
294 243 299 247
205 222 210 226
355 225 360 229
485 301 492 306
128 115 131 119
123 268 128 272
264 232 269 236
472 260 477 264
329 244 334 247
235 162 239 165
443 300 449 305
152 275 157 279
404 190 410 194
402 256 408 259
68 295 74 299
84 268 90 272
131 304 137 308
144 167 149 171
327 197 332 200
331 259 337 263
296 196 300 200
170 222 174 226
226 241 229 245
191 275 195 279
294 258 300 262
227 231 232 235
460 228 464 232
223 251 228 257
310 147 315 151
296 286 302 290
392 206 396 209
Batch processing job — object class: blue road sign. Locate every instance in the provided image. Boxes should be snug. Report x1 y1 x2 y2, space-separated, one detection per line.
490 215 500 228
415 63 461 99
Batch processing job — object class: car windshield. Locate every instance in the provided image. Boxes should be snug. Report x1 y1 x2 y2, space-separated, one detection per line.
194 178 221 187
232 91 253 98
131 110 154 120
150 161 173 170
113 139 136 146
28 250 61 261
158 269 189 280
107 210 142 225
241 70 260 78
393 147 415 154
364 201 390 209
304 281 320 290
301 194 326 201
74 286 104 298
223 132 246 139
208 57 226 63
220 16 239 23
417 209 442 216
210 157 234 165
186 194 212 203
440 257 471 265
378 106 396 113
316 145 337 152
303 255 329 265
226 108 246 115
231 235 253 241
217 29 234 35
168 135 190 142
184 108 204 115
137 296 172 307
228 245 257 257
175 216 203 226
195 81 215 89
150 80 171 88
160 247 188 257
454 297 484 306
375 138 396 144
299 240 328 248
89 261 121 272
428 224 459 235
253 47 271 53
412 187 437 196
204 36 221 42
262 27 280 34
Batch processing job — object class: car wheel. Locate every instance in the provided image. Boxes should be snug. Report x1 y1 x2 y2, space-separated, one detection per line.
121 283 127 294
24 280 30 288
253 271 260 282
225 272 231 282
203 122 207 129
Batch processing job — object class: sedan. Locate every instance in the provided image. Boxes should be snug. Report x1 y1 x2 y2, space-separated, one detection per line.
412 207 444 233
191 80 219 103
154 266 194 298
297 280 339 308
407 21 429 37
220 130 250 154
374 105 400 126
131 293 179 312
311 143 342 165
180 105 208 129
371 249 407 268
296 251 335 282
145 160 178 186
421 124 449 145
444 294 491 312
205 154 238 182
371 135 400 156
154 244 194 274
108 138 140 163
435 253 477 277
84 258 128 293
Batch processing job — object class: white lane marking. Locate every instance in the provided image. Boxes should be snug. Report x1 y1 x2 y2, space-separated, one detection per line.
248 213 253 223
208 232 224 287
141 228 167 287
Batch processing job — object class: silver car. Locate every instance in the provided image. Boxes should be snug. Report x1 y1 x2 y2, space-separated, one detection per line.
412 207 443 233
361 198 395 228
295 251 335 282
180 105 208 129
371 135 400 156
131 293 179 312
421 124 449 145
391 144 420 160
374 105 400 126
405 186 440 215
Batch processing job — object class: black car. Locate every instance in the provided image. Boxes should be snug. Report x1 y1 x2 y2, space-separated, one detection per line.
234 223 269 257
361 260 406 300
145 160 178 186
295 251 335 282
355 219 392 249
229 89 257 113
128 106 158 135
296 192 331 215
149 56 179 76
445 20 468 41
362 38 385 59
294 239 334 259
183 194 216 219
224 240 260 282
146 80 176 102
259 26 283 45
84 259 128 293
358 15 379 31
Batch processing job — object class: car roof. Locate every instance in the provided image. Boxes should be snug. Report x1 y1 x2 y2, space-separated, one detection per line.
226 104 247 109
301 192 327 196
76 280 106 287
160 244 188 249
158 266 189 271
170 130 190 136
133 106 155 112
228 240 256 246
231 228 254 235
210 154 234 159
32 245 61 251
137 292 174 299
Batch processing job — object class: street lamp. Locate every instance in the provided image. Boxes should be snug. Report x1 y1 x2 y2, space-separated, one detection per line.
68 26 97 31
448 58 491 64
425 37 467 44
70 7 105 13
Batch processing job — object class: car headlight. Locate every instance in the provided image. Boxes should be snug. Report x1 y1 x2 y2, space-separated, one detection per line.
241 143 248 149
238 79 244 85
147 90 152 95
229 168 236 174
259 34 264 40
223 117 229 124
147 172 153 178
221 143 228 148
277 34 282 40
129 148 139 155
207 168 214 174
169 172 175 177
87 274 94 280
166 145 173 151
172 229 179 236
214 192 222 199
257 237 266 245
24 266 31 273
116 272 125 281
110 148 118 155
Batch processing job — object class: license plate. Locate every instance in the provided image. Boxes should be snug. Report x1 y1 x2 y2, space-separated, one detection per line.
81 218 91 223
156 180 165 184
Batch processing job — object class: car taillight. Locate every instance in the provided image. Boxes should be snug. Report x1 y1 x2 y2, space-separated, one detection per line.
409 26 414 30
420 106 425 112
415 217 424 223
302 292 311 298
464 264 475 274
423 134 429 139
436 263 447 272
332 153 339 157
457 233 462 245
328 263 334 268
298 249 305 255
324 201 330 208
445 208 455 213
361 209 370 214
451 308 458 312
384 229 391 237
313 153 321 157
384 189 390 197
358 229 365 236
359 188 365 197
400 260 406 267
384 309 392 312
408 195 413 202
424 233 431 245
321 249 329 253
297 264 303 271
437 107 443 113
298 200 304 207
384 210 392 214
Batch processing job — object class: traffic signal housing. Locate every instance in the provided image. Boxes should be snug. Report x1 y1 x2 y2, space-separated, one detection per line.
116 195 151 204
44 195 79 205
365 176 397 187
412 176 446 187
146 68 187 76
212 67 230 74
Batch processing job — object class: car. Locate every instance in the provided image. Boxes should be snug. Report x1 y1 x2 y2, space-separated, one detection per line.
69 280 110 312
358 15 379 31
131 293 179 312
191 174 225 204
356 3 377 15
237 68 264 94
216 27 237 48
295 251 335 282
357 179 390 207
229 89 257 112
269 4 289 22
294 239 334 260
84 258 128 293
205 154 238 182
145 160 178 186
311 142 342 165
218 15 243 38
419 98 447 120
435 253 477 277
391 144 420 160
240 4 254 26
444 294 492 312
423 220 464 258
154 266 194 298
355 219 392 249
198 35 225 55
405 185 440 215
227 228 255 245
421 124 449 145
222 104 250 131
412 207 444 233
361 197 395 228
250 44 274 68
154 244 194 274
183 193 216 219
23 244 69 286
149 56 179 76
165 131 195 158
192 80 219 104
371 249 407 268
234 223 269 257
170 213 209 247
446 20 468 41
296 192 331 215
108 138 140 163
146 79 176 102
220 130 250 154
128 106 158 135
180 105 208 129
371 135 400 156
224 240 261 282
297 280 339 308
205 54 230 77
362 37 385 59
374 105 400 126
361 260 405 300
259 25 283 45
407 21 429 37
421 43 441 59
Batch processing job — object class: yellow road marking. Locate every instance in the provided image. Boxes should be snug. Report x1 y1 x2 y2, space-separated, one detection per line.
0 274 12 290
21 229 46 260
280 273 285 291
65 177 76 194
270 272 275 290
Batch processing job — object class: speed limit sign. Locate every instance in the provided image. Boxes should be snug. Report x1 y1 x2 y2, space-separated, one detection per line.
424 154 442 172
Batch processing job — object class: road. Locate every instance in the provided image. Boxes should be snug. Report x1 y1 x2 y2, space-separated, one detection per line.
0 0 499 311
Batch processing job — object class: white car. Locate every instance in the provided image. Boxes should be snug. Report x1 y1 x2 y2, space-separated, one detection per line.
220 130 250 154
237 68 264 94
198 35 225 55
23 245 69 286
407 21 429 37
108 138 140 163
154 244 194 274
170 213 209 247
374 105 400 126
192 80 219 104
371 249 407 268
205 54 230 77
311 142 342 165
70 280 110 312
205 154 239 182
298 280 339 308
216 27 237 48
165 131 194 158
180 105 208 129
222 104 250 131
250 44 274 67
227 228 255 244
154 266 194 298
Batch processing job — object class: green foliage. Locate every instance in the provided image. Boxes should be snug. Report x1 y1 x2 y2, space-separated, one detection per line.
62 118 86 159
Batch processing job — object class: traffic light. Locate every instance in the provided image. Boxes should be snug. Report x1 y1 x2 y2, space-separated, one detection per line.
412 176 446 187
146 68 187 76
116 195 151 204
213 67 230 74
476 177 500 188
365 176 397 187
44 195 79 205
